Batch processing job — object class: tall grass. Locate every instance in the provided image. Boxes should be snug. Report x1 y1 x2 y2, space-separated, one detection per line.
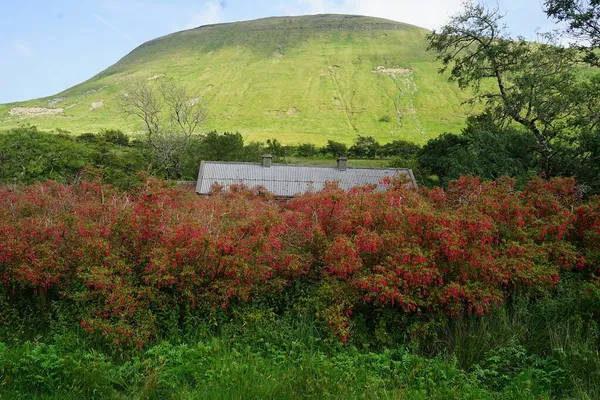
425 273 600 398
1 273 599 399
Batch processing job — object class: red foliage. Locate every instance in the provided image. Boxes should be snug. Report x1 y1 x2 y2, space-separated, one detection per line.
0 175 598 345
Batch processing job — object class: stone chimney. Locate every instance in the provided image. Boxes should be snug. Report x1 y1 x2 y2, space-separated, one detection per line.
337 156 348 171
262 154 272 168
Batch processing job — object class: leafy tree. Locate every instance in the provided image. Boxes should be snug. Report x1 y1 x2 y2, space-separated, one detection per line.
180 133 270 179
380 140 421 158
240 141 266 162
99 129 129 146
348 135 380 159
417 133 469 185
199 131 245 161
296 143 317 158
562 74 600 193
85 137 149 189
181 131 246 179
545 0 600 65
321 140 348 157
427 3 587 176
0 126 90 184
0 127 149 188
266 138 286 160
417 115 539 186
384 140 422 181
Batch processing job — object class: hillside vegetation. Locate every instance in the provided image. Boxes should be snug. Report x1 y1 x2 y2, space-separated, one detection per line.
0 14 472 144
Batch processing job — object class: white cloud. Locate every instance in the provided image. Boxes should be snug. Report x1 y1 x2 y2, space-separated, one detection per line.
183 1 226 30
93 13 137 45
12 41 33 56
285 0 463 30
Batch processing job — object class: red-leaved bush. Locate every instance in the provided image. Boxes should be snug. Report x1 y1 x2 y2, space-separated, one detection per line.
0 175 598 347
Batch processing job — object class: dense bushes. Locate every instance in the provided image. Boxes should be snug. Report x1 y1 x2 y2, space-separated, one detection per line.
415 114 600 194
0 126 92 184
1 176 599 397
416 127 539 187
3 123 598 196
0 128 416 188
0 175 598 350
0 126 149 189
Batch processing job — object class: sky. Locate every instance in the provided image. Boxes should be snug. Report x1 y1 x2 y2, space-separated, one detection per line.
0 0 560 104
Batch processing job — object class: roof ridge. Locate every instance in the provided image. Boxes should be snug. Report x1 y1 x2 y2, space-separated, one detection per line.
199 160 409 171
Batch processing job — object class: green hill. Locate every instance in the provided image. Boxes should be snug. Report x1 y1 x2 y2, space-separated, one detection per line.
0 14 474 145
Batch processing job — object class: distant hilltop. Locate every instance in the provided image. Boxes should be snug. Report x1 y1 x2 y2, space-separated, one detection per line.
0 14 472 145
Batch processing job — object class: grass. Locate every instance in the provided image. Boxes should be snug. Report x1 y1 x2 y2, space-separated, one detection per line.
0 14 473 145
0 339 489 399
0 318 566 400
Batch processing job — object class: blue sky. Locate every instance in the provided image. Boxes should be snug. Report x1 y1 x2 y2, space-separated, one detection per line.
0 0 559 104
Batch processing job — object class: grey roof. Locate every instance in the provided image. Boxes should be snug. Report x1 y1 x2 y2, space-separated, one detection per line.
196 161 416 197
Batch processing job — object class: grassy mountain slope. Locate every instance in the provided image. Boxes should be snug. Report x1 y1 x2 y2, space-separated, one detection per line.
0 14 474 145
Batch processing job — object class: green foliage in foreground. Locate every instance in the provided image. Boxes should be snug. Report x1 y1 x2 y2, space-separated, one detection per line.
1 274 599 399
0 340 547 400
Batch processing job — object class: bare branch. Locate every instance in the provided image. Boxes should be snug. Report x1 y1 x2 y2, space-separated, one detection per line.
121 79 161 140
120 78 208 179
159 80 208 137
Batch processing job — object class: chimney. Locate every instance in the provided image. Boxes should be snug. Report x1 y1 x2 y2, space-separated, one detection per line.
337 156 348 171
262 154 272 168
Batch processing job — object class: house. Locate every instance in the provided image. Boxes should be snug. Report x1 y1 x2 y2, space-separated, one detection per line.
195 155 417 197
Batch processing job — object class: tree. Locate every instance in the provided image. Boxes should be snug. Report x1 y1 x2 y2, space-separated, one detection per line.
545 0 600 65
560 74 600 193
100 129 129 146
198 131 246 161
121 79 161 139
427 3 586 176
0 126 89 184
417 133 469 185
0 126 148 188
121 79 207 179
417 115 539 186
180 131 247 179
159 80 207 137
296 143 317 158
266 138 285 160
348 135 381 159
380 140 421 158
321 140 348 157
